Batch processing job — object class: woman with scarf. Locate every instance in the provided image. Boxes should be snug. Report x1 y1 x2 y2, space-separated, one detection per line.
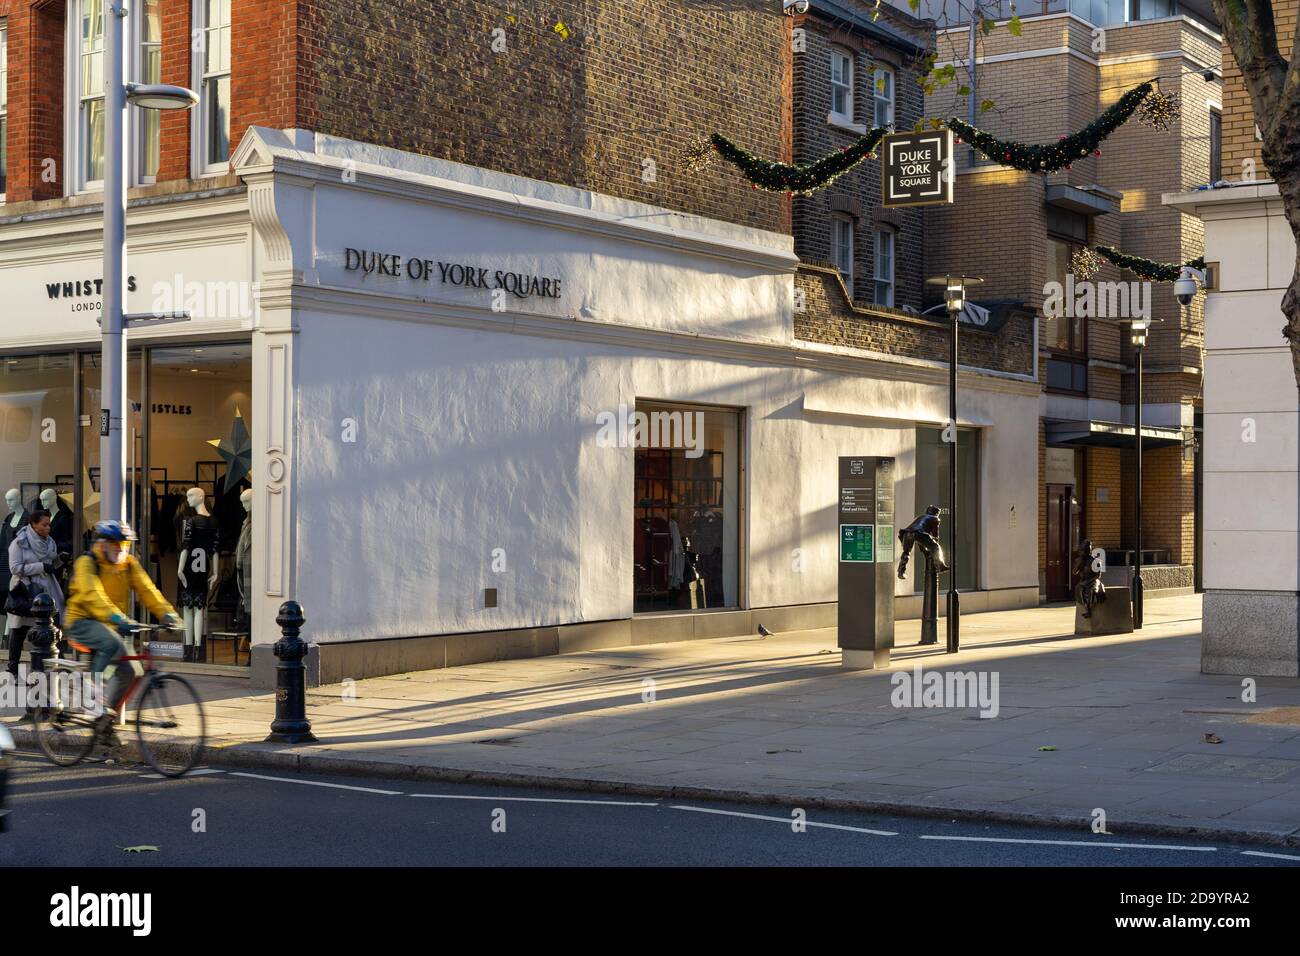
6 509 67 690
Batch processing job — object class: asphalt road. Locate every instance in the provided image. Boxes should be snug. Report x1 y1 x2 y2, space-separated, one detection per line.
3 751 1298 867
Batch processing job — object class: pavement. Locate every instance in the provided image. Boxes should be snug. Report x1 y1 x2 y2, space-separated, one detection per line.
7 593 1300 847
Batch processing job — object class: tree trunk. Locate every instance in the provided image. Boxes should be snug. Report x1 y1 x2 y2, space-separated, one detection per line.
1264 150 1300 393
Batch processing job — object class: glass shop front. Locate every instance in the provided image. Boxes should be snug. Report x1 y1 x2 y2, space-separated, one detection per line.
0 341 254 667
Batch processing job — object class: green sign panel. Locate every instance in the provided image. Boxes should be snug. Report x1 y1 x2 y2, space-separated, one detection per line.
876 524 895 563
840 524 874 563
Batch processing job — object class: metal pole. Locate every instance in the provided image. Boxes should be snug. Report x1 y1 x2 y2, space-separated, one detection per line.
1134 344 1145 629
101 2 129 523
947 304 960 653
967 2 978 168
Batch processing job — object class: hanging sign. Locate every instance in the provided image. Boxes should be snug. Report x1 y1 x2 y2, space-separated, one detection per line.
882 129 955 208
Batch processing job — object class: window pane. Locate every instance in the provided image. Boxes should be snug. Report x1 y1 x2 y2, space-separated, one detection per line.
0 116 7 195
0 354 76 548
634 405 741 612
874 281 892 306
914 426 979 590
141 111 160 178
208 75 230 164
143 0 161 42
85 99 105 182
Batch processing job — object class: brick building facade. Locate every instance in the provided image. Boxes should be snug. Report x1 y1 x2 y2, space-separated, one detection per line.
0 0 790 232
920 3 1221 599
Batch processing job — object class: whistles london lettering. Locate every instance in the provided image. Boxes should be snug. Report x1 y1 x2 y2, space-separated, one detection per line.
344 248 562 300
43 276 139 313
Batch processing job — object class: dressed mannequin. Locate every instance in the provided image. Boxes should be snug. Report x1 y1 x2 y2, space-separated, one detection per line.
234 489 252 634
38 489 74 556
177 487 220 662
0 489 28 600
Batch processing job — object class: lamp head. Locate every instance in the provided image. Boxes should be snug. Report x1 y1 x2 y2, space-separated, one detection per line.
126 83 199 111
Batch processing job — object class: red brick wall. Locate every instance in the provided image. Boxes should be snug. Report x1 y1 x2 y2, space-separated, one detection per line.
156 0 192 180
1 0 65 202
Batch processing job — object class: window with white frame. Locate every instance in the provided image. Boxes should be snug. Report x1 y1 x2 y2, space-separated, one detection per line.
66 0 161 193
873 65 895 128
830 48 853 121
1 21 8 199
194 0 232 175
874 228 894 307
832 216 854 294
137 0 162 182
69 0 107 191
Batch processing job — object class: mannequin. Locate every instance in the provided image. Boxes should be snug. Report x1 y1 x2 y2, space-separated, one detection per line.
38 489 74 557
177 487 220 662
0 489 28 599
234 489 252 636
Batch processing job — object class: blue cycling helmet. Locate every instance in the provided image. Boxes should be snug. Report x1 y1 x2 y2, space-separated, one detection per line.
92 519 137 542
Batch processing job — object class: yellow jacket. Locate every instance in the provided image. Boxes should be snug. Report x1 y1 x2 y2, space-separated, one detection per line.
64 551 176 628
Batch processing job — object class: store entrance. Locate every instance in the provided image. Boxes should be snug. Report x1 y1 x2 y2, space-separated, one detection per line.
1045 483 1077 602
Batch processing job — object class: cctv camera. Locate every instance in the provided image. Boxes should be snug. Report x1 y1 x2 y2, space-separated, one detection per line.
1174 266 1205 307
783 0 811 14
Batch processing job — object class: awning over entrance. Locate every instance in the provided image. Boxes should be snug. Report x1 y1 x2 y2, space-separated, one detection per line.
1045 419 1184 448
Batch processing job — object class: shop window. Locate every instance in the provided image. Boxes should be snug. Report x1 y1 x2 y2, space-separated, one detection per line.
1 21 8 199
634 404 740 613
873 64 894 128
873 227 894 307
914 426 979 591
0 354 77 562
145 344 252 664
830 48 854 122
832 215 854 294
194 0 232 175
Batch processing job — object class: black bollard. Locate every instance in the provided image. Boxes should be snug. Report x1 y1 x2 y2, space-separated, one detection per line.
265 601 318 744
23 594 58 719
26 593 57 672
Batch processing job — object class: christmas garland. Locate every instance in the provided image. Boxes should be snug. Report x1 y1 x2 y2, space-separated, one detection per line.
948 81 1157 173
692 128 887 195
1092 245 1206 282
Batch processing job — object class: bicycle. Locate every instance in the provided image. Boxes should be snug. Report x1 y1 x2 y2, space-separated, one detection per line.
33 624 208 778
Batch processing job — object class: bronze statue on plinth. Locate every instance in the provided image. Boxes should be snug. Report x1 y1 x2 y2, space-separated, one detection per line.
898 506 948 646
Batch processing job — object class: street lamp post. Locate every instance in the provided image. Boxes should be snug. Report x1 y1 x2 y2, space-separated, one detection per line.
1129 317 1151 629
100 2 197 522
927 274 983 654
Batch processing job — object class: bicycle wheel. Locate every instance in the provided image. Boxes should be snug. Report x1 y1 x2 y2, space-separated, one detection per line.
134 673 207 778
33 705 98 767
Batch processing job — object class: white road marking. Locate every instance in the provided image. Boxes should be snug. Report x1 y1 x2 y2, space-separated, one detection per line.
920 835 1216 852
1241 850 1300 862
410 793 658 806
670 804 897 836
227 772 403 795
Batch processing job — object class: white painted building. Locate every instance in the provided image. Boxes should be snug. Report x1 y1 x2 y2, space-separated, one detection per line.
0 128 1041 685
1165 182 1300 676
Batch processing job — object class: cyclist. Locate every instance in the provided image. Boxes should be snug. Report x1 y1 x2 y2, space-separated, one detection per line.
63 520 181 739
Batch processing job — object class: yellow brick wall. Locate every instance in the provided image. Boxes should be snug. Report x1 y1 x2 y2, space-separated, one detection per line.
1222 0 1299 178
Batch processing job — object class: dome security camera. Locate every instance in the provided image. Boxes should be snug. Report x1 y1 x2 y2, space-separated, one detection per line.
784 0 811 14
1175 266 1205 307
